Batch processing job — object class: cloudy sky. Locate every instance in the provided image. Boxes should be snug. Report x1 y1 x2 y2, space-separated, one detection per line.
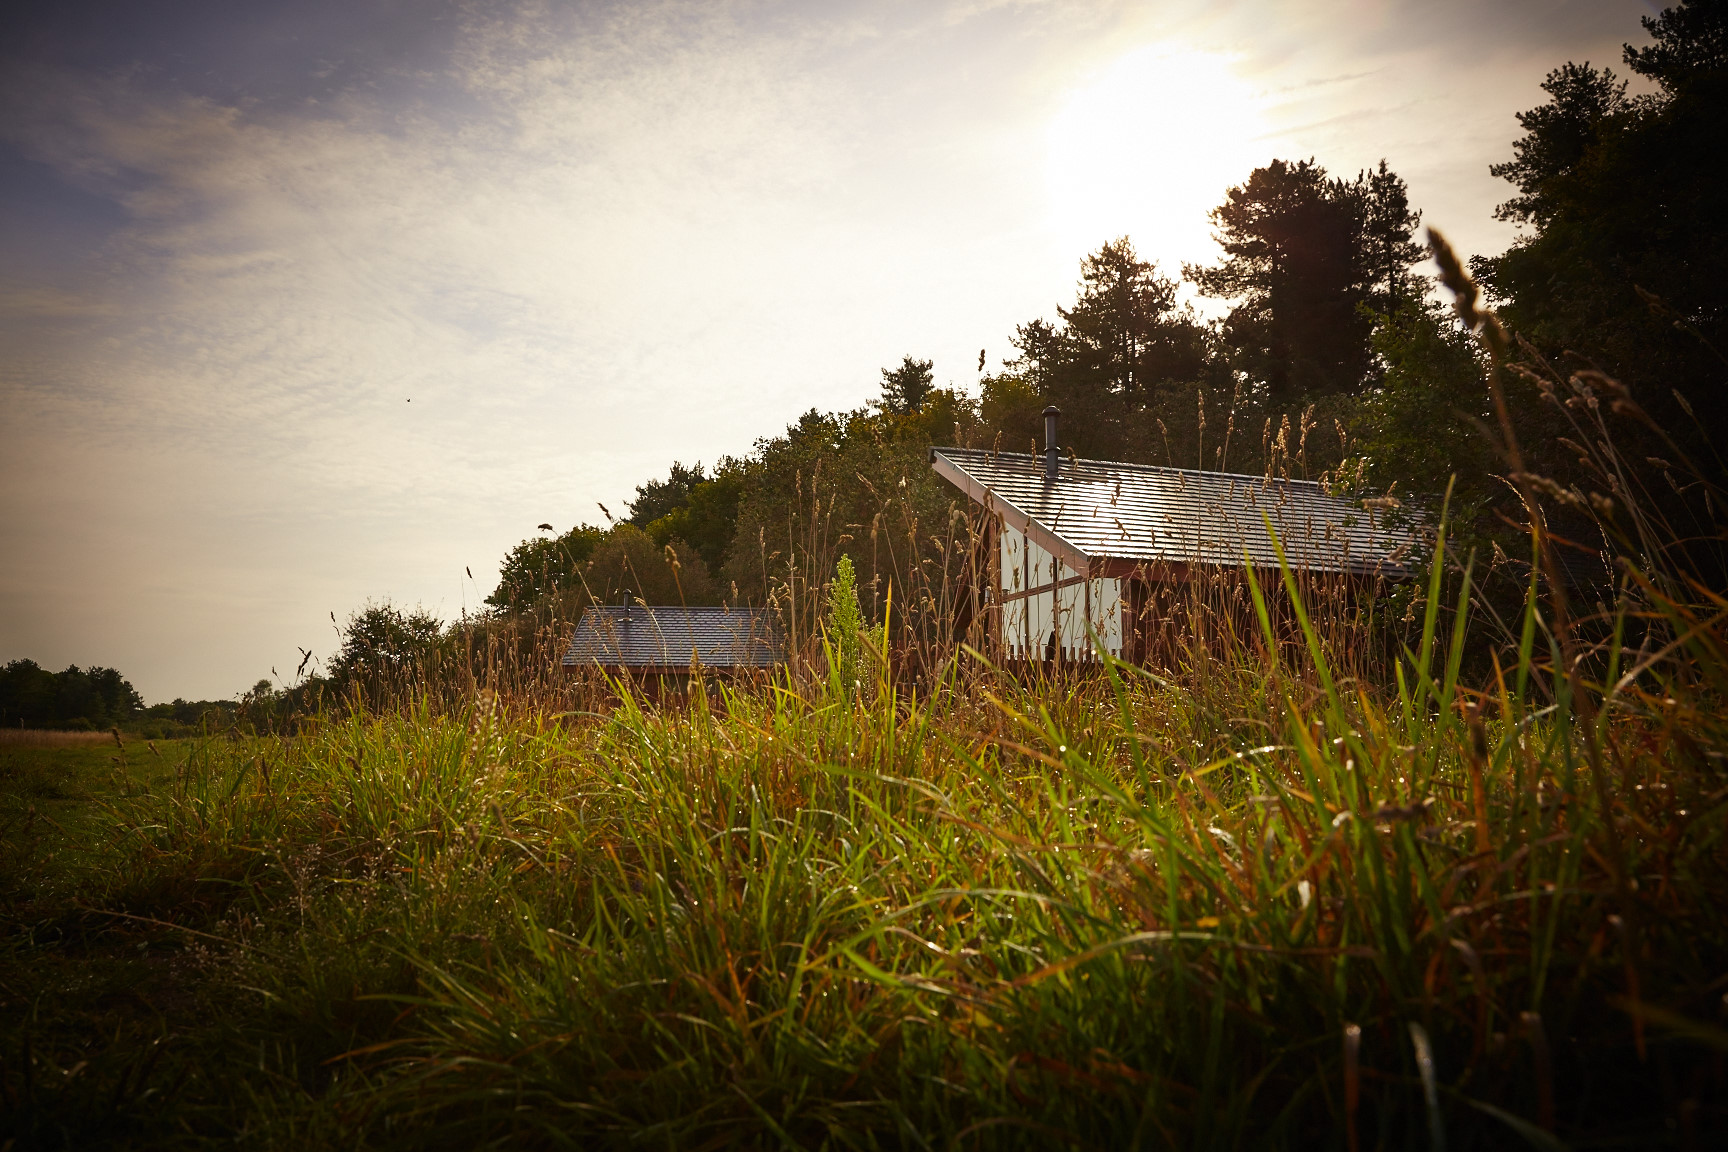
0 0 1659 702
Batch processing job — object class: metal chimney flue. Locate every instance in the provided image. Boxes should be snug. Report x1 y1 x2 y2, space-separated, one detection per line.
1042 406 1061 480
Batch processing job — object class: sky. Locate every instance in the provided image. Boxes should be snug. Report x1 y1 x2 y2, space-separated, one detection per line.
0 0 1662 702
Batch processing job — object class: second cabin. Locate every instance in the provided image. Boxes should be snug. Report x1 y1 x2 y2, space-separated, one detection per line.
930 407 1419 664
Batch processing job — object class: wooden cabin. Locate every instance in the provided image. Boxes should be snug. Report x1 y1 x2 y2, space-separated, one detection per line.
931 409 1418 664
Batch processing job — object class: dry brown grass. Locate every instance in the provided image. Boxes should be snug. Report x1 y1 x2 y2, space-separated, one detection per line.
0 727 116 748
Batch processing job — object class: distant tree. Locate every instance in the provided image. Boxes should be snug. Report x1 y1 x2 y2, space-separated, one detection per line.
723 408 848 598
581 524 720 607
627 462 707 527
486 523 607 612
1008 238 1212 458
1485 62 1631 231
721 392 982 625
490 458 749 614
1472 0 1728 463
1348 300 1492 498
136 696 240 737
326 602 443 698
1358 160 1427 311
236 678 291 734
1189 158 1424 400
977 372 1045 455
1625 0 1728 88
878 356 935 414
0 659 143 730
642 458 746 575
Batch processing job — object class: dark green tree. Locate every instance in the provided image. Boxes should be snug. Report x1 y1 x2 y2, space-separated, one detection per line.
135 695 240 736
1472 0 1728 463
1358 160 1427 311
878 356 935 414
1189 158 1424 400
1485 62 1631 230
326 603 443 697
583 524 721 607
0 659 143 730
977 372 1045 455
1349 300 1491 498
1008 238 1211 458
642 459 746 575
626 462 707 527
721 391 982 630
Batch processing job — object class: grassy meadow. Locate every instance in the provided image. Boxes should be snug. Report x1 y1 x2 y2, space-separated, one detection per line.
4 511 1726 1149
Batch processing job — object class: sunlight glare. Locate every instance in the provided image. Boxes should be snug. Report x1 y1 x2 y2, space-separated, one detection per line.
1046 45 1272 287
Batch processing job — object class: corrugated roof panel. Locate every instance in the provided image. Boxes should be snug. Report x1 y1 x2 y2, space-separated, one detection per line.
562 606 785 669
933 448 1419 578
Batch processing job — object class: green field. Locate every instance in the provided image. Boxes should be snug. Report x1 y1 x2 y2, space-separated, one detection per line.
2 736 192 892
3 559 1725 1150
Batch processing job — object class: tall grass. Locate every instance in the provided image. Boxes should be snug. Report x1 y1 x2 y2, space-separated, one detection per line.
6 254 1726 1149
11 549 1724 1145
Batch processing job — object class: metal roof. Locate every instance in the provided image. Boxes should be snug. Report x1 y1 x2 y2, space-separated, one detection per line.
561 606 785 670
931 447 1420 578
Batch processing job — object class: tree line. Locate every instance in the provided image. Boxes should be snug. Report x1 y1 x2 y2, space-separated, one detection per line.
0 659 251 737
0 660 143 731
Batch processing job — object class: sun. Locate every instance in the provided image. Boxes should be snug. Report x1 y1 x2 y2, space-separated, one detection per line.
1046 45 1272 287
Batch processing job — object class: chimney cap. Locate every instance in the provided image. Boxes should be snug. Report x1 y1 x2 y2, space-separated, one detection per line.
1042 405 1061 416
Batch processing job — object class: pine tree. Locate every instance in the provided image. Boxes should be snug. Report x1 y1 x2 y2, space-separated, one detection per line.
1188 158 1423 399
878 356 935 414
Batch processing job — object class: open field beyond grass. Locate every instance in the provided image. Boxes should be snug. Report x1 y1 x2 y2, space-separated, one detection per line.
0 729 122 748
3 551 1726 1150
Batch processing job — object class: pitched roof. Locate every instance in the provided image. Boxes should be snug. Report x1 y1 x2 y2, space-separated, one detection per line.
931 447 1419 578
561 606 785 670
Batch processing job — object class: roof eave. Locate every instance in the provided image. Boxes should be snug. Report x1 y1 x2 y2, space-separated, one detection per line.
930 449 1093 573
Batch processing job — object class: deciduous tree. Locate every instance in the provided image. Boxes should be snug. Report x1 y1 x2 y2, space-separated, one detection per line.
486 524 607 612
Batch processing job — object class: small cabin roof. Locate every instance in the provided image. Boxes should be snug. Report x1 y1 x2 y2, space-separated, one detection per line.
931 447 1419 579
562 606 785 671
